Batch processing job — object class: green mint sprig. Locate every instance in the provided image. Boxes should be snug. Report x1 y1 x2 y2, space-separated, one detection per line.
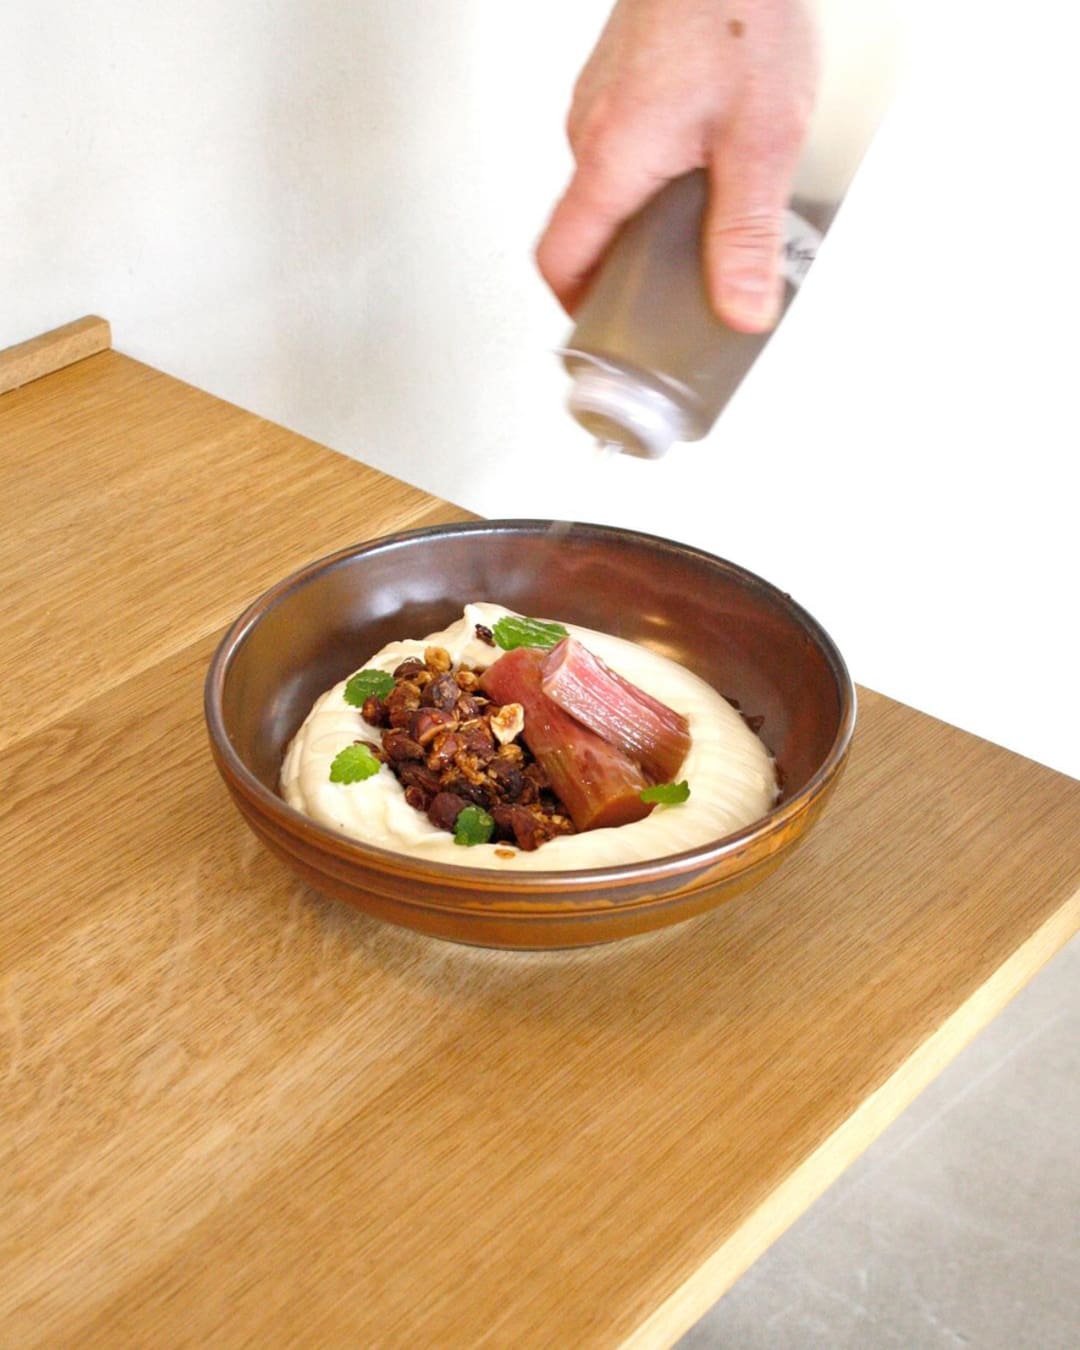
329 743 381 784
492 616 569 651
453 804 495 846
640 780 691 806
344 669 395 707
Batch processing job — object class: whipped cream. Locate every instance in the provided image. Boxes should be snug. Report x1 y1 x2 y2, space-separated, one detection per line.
281 603 778 871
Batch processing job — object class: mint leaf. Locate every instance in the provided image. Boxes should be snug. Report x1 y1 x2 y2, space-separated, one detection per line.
344 668 395 706
492 616 569 651
453 804 495 846
640 780 691 806
329 743 381 784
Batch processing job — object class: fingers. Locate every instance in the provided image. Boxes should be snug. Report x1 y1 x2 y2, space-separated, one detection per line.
703 112 807 333
536 146 669 314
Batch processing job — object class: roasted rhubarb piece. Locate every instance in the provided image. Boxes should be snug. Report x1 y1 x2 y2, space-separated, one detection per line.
541 637 691 784
480 648 652 832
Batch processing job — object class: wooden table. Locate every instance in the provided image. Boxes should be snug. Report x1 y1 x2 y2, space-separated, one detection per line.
3 319 1078 1347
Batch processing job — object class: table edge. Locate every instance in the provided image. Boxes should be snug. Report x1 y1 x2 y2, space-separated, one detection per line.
621 885 1080 1349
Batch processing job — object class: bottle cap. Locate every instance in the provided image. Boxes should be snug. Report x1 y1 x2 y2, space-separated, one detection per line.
566 363 690 459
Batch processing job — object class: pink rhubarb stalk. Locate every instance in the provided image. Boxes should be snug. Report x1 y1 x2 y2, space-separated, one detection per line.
480 648 652 832
541 636 690 784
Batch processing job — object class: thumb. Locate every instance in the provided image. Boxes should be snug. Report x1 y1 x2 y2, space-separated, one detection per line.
703 119 803 333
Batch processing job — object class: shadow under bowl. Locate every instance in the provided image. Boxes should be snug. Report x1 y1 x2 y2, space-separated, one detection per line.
204 519 855 948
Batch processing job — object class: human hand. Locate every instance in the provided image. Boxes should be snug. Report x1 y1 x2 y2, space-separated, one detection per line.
536 0 818 333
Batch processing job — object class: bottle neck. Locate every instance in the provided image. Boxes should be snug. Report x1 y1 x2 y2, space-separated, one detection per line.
562 356 694 459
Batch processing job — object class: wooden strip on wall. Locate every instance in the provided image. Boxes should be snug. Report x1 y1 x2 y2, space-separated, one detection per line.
0 316 112 395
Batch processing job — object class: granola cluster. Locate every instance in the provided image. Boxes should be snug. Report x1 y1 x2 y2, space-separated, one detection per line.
360 641 575 851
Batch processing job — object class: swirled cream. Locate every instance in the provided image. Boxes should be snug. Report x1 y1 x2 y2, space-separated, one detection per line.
281 603 778 870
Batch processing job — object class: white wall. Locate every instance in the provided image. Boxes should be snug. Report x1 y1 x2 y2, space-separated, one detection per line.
4 1 1078 778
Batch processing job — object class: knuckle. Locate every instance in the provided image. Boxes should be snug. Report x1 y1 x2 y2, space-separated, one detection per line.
570 101 619 167
534 241 569 297
534 235 560 284
565 76 595 144
712 209 783 248
774 99 813 149
566 148 626 217
568 87 651 168
743 97 812 161
565 101 585 148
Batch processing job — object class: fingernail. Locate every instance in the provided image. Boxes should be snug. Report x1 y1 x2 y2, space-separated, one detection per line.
718 276 781 333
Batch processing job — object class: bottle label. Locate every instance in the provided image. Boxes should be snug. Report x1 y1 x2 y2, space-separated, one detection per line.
782 210 823 288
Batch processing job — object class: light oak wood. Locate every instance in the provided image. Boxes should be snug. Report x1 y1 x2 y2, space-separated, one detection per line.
2 324 1078 1347
0 343 468 752
0 315 111 394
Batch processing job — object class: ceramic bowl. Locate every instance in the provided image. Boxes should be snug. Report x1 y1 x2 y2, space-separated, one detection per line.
204 520 855 948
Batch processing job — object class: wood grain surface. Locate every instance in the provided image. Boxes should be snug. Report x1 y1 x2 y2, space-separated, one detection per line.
0 347 467 752
2 327 1078 1347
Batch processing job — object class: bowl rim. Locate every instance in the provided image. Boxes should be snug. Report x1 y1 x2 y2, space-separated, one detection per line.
204 519 856 894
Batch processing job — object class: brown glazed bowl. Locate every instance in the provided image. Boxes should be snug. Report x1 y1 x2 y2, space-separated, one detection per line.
205 520 855 948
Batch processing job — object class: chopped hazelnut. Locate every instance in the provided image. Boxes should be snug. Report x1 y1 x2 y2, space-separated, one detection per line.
489 702 525 746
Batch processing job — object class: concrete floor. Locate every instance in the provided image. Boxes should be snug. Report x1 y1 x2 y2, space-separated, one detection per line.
681 933 1080 1350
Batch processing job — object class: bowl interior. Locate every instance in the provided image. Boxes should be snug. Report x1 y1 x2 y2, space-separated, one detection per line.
217 522 848 830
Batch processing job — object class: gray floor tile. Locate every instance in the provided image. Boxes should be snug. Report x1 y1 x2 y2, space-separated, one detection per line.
682 935 1080 1350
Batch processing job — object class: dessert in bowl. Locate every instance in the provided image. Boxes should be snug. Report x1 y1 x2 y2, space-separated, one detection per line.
204 520 855 948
